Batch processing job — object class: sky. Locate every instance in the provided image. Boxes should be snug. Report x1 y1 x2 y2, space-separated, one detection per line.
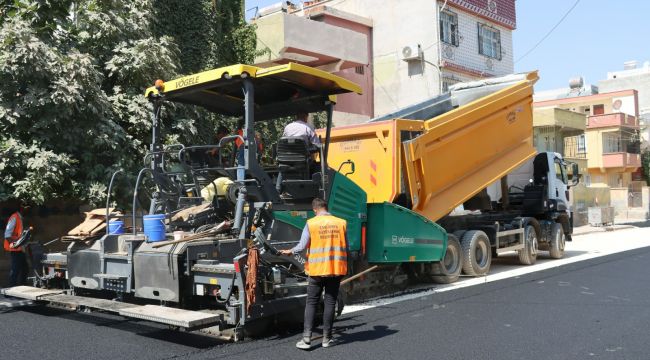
244 0 650 91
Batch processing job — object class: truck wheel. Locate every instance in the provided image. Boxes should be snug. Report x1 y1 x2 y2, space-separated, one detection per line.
549 223 565 259
452 230 466 241
460 231 491 276
431 234 462 284
517 225 538 265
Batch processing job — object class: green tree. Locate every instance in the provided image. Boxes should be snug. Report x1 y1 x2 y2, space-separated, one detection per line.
0 0 256 206
642 148 650 186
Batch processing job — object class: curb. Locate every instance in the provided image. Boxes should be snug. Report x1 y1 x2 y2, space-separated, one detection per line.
573 224 637 237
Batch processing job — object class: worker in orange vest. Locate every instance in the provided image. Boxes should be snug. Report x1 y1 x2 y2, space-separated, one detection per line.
234 121 264 181
280 198 348 349
4 206 29 286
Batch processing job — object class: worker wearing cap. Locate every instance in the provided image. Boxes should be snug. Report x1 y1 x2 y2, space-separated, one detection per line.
4 206 29 286
280 198 348 349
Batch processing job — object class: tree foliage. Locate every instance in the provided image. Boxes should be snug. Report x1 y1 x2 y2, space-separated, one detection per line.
0 0 256 206
642 148 650 186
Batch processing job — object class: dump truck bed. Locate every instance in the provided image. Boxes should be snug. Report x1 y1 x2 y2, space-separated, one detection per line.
326 72 538 222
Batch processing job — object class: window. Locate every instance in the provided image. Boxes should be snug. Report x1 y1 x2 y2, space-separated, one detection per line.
442 76 460 93
593 104 605 115
554 158 567 184
608 173 622 188
602 132 620 153
577 134 586 153
563 134 587 158
439 11 459 46
477 23 501 59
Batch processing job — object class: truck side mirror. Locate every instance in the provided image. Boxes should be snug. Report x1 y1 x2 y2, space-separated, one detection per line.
568 162 580 187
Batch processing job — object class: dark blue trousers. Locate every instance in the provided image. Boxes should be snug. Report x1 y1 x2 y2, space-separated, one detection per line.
9 251 28 287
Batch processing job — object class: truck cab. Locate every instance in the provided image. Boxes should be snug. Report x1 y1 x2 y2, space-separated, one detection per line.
493 152 579 233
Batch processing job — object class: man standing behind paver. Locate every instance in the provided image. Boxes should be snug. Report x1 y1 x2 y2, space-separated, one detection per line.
280 198 348 349
4 206 28 286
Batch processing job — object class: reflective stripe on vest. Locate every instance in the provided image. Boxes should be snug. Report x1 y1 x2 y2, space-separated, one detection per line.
4 212 23 252
306 215 348 276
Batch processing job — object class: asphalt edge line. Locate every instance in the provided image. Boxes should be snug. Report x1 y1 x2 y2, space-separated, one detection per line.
342 240 650 314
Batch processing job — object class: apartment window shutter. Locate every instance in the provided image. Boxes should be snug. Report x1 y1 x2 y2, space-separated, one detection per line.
496 29 502 60
477 23 483 55
451 14 458 46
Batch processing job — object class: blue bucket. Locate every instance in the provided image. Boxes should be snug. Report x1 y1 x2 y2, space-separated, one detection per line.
143 214 166 242
108 220 124 235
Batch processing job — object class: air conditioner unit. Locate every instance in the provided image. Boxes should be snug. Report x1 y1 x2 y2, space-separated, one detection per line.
401 44 422 62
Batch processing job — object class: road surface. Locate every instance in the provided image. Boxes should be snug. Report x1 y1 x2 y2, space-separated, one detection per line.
2 227 650 360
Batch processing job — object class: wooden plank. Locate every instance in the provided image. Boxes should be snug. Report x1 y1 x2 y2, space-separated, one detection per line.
1 286 64 300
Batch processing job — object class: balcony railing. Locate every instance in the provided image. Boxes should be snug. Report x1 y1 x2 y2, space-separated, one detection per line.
587 113 638 129
602 153 641 168
602 136 640 154
563 135 586 158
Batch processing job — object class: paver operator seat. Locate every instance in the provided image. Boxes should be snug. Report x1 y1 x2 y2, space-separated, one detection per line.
276 136 321 200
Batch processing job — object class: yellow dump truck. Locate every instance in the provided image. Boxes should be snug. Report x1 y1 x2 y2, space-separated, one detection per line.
325 72 580 279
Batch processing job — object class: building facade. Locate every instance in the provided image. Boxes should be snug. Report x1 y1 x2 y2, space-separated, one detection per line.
532 107 586 173
534 89 641 188
598 60 650 148
253 0 516 125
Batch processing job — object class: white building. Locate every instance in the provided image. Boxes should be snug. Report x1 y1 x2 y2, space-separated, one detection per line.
599 60 650 147
253 0 517 125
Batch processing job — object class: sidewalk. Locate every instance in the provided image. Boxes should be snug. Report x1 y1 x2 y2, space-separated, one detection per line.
573 224 635 236
573 219 650 236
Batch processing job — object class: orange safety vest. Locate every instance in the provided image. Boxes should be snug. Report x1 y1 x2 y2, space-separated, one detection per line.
235 129 244 148
305 215 348 276
235 129 264 152
4 212 23 252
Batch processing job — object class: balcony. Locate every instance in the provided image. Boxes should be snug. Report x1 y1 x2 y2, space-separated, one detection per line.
602 153 641 169
534 108 586 131
601 133 641 169
587 113 638 129
563 135 586 159
253 11 369 71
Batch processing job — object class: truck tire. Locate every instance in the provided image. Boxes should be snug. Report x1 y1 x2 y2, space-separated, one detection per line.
549 222 565 259
517 225 538 265
431 234 462 284
460 230 491 276
452 230 466 241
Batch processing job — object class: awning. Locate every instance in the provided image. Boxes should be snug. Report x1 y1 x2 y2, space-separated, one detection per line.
144 63 362 120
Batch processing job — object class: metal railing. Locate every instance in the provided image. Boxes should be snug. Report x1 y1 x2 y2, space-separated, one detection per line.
602 135 640 154
563 135 586 158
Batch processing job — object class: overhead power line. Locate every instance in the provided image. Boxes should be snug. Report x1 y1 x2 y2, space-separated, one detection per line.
515 0 581 64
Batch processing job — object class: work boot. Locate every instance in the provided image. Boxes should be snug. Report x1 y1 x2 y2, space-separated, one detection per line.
296 336 311 350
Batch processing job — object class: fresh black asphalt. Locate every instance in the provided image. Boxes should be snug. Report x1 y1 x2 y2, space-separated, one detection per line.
2 246 649 360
